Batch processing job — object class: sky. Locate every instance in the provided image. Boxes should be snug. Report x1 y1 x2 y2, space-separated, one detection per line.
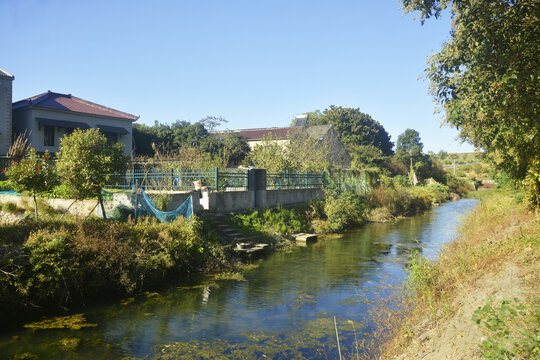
0 0 475 153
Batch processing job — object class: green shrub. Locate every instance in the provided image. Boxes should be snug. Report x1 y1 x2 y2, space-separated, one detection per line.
0 180 12 191
110 205 135 221
22 229 81 301
227 205 312 236
1 201 22 214
324 193 367 232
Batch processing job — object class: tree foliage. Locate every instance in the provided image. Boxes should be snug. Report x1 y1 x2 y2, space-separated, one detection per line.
402 0 540 203
245 132 329 172
396 129 424 162
56 129 129 218
6 149 58 220
294 106 394 155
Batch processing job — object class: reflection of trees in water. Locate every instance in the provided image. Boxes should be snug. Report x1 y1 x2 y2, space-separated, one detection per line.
101 212 436 351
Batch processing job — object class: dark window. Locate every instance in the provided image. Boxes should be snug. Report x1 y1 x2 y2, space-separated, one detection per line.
104 132 118 144
44 125 55 146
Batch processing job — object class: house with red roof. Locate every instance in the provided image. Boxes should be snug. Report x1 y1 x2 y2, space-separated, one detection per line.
11 90 139 156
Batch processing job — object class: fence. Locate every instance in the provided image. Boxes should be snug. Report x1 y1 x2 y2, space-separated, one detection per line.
106 168 326 192
106 168 249 191
266 171 325 190
325 169 371 195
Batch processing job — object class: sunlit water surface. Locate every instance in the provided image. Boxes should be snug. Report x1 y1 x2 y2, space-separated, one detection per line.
0 199 478 359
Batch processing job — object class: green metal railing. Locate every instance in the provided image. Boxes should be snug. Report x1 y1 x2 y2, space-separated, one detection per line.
266 171 325 190
106 168 249 191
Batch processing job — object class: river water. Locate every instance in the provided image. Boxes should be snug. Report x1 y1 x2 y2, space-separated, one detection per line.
0 199 478 359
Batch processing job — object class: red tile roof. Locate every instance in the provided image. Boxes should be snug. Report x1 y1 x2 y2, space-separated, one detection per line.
12 91 139 121
235 126 302 140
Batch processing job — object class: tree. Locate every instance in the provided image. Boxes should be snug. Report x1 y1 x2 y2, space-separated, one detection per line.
6 149 57 220
396 129 423 164
402 0 540 204
56 129 129 218
245 132 329 172
294 106 394 155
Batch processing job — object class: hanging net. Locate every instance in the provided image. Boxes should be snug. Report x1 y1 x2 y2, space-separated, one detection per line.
139 188 193 222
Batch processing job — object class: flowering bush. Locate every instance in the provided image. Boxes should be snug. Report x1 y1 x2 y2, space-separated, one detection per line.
6 149 58 219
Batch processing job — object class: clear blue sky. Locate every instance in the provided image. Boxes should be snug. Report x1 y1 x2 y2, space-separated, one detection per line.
1 0 475 153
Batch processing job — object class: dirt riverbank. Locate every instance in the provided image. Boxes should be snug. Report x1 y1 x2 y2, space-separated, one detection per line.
381 191 539 360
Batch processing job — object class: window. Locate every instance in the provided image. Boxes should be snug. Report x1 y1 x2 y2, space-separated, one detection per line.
44 125 55 146
104 132 118 144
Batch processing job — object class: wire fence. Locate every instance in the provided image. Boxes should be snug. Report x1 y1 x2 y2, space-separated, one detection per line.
324 169 371 195
266 171 325 190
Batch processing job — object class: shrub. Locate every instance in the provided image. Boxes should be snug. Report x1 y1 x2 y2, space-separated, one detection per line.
6 149 58 220
324 193 367 232
1 202 22 214
110 205 135 222
0 180 12 191
22 229 81 302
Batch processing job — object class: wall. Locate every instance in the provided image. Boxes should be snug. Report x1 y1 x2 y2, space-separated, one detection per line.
205 188 324 212
0 73 14 155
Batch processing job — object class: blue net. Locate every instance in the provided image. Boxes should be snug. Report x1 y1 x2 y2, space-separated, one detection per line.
139 188 193 222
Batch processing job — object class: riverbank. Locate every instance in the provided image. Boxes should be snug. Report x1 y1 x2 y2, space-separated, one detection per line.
0 180 464 327
378 190 539 359
0 216 233 327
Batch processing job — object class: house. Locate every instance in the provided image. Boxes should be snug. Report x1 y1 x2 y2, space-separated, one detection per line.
0 67 139 156
229 124 352 168
12 91 139 156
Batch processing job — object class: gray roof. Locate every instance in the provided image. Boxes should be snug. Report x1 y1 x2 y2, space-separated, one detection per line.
0 67 14 80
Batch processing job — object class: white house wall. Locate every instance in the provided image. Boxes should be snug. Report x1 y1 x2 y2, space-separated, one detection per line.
12 108 133 155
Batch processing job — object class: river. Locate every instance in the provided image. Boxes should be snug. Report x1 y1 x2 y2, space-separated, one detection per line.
0 199 478 359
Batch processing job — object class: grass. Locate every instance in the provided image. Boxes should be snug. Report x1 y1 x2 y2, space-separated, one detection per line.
372 189 539 359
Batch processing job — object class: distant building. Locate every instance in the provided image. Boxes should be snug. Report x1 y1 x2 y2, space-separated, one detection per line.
224 124 351 168
12 91 138 155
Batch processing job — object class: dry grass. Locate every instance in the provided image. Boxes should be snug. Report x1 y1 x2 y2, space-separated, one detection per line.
366 190 539 359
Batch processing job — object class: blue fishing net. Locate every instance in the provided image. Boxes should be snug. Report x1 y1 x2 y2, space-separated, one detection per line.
139 188 193 222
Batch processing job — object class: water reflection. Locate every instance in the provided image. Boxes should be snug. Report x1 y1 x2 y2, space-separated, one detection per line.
0 199 478 359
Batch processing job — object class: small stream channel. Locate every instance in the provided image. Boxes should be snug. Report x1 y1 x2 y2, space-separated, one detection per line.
0 199 478 359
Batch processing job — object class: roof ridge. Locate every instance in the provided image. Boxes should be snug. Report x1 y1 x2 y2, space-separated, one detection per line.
29 91 55 106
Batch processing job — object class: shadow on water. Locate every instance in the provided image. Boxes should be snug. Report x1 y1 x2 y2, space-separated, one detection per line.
0 199 478 359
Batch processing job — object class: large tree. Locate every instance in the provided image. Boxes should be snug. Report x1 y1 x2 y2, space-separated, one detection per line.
294 106 394 155
402 0 539 204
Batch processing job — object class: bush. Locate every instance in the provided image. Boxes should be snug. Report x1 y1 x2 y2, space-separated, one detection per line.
324 193 368 232
0 216 226 316
227 205 312 236
110 205 135 222
1 202 22 214
0 180 12 191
